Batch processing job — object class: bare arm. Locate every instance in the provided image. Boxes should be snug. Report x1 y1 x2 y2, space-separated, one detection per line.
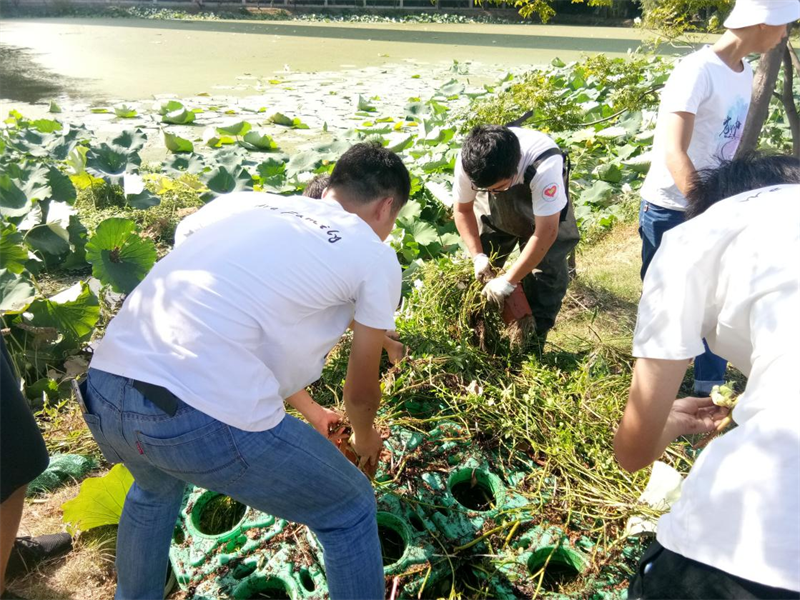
285 389 341 438
344 321 386 466
504 213 559 285
664 112 697 198
453 201 484 258
348 320 405 364
614 357 727 472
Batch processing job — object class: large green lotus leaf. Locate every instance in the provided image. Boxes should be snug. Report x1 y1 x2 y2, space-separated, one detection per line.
286 151 322 176
618 111 643 136
404 102 430 120
396 199 422 225
0 176 31 219
203 166 253 196
437 79 465 97
162 107 196 125
0 223 28 274
62 464 134 535
25 223 71 256
164 153 206 175
111 129 147 154
47 166 77 204
403 220 439 247
126 189 161 210
114 104 138 119
86 218 157 294
85 144 141 185
217 121 252 137
24 282 100 346
20 163 52 200
594 162 623 184
164 131 194 154
31 119 62 133
256 158 286 192
581 181 616 206
0 269 36 313
241 131 278 151
356 95 376 112
62 216 89 271
158 100 185 116
270 113 309 129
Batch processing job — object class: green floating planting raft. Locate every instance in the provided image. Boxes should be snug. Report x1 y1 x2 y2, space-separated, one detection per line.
170 422 626 599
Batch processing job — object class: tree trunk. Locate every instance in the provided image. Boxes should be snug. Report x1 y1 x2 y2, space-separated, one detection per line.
789 41 800 79
781 46 800 158
736 38 788 157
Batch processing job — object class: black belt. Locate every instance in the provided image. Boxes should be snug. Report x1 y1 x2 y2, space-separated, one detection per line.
132 380 181 417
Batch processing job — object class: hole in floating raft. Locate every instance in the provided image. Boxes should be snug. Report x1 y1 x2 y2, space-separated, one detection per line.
527 546 584 592
239 576 291 600
172 526 185 544
408 513 427 532
448 468 499 512
376 512 409 567
423 563 488 598
232 561 257 580
298 568 315 592
193 493 247 536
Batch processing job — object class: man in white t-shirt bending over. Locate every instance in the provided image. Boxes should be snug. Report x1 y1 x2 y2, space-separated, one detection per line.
617 182 800 598
81 143 410 600
638 0 798 395
453 125 580 342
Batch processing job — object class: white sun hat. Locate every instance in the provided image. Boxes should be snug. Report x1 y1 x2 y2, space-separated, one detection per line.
724 0 800 29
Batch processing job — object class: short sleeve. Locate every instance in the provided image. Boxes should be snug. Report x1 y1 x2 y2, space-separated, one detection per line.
530 154 567 217
632 224 716 360
453 152 478 205
660 54 710 115
353 247 402 330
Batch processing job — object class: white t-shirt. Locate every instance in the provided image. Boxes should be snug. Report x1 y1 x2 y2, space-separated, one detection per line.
453 127 567 217
641 46 753 211
92 195 402 432
633 185 800 591
174 192 288 247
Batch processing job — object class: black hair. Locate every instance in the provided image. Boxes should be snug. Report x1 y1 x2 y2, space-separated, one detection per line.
327 142 410 213
302 174 330 199
686 152 800 220
461 125 521 188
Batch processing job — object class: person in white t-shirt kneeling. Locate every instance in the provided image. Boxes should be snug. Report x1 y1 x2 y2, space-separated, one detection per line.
638 0 798 396
616 155 800 597
80 142 411 600
452 125 580 344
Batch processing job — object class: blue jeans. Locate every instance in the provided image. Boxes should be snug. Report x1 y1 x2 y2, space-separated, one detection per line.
639 200 727 395
83 368 383 600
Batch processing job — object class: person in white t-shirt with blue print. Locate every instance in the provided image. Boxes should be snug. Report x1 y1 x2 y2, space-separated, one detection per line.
80 143 410 600
617 153 800 598
638 0 798 397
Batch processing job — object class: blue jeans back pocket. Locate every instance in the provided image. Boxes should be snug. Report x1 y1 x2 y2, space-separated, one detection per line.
134 420 248 490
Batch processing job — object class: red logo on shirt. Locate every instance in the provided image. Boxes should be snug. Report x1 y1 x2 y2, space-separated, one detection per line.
543 184 558 200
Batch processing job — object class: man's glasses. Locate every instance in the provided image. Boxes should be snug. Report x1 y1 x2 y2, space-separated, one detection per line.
470 181 513 193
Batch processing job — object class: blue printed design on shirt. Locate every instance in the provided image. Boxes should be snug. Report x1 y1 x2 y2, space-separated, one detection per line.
717 96 748 160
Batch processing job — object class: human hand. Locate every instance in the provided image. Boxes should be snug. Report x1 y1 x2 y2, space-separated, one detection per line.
481 276 516 308
384 331 407 365
473 253 493 282
308 406 346 440
666 397 730 440
350 426 384 479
